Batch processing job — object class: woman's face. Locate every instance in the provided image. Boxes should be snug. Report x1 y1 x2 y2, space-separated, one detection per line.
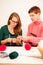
10 16 18 28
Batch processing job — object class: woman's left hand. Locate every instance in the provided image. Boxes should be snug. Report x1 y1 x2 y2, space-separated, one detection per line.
16 38 21 45
12 38 17 43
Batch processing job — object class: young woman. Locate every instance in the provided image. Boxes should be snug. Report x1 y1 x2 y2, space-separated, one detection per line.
0 12 22 46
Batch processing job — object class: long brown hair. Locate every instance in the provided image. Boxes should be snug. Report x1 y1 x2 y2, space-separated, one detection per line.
8 12 22 35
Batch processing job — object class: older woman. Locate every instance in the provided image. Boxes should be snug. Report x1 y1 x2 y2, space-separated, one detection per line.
0 12 22 46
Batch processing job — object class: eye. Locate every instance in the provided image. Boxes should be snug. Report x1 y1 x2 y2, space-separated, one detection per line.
11 20 18 23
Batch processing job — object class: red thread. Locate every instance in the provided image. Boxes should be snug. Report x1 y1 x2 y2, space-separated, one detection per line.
0 45 6 51
24 43 31 50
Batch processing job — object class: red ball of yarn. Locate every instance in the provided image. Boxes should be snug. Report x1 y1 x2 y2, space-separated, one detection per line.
24 43 31 50
0 45 6 51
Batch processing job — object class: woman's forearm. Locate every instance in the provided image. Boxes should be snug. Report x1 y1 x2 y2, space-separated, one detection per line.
1 39 7 44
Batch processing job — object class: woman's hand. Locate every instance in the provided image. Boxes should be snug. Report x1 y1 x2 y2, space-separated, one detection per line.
11 38 17 43
17 36 23 41
16 38 21 45
1 38 12 44
11 38 21 45
6 38 12 43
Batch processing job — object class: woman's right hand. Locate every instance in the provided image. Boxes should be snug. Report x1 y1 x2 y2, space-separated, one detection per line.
6 38 12 43
1 38 12 44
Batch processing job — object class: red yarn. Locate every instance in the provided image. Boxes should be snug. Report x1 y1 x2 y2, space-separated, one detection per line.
24 43 31 50
0 45 6 51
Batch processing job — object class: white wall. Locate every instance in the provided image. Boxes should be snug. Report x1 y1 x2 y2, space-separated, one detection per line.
0 0 43 36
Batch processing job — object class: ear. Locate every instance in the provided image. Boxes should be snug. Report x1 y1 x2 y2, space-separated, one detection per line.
9 20 12 24
9 20 12 22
